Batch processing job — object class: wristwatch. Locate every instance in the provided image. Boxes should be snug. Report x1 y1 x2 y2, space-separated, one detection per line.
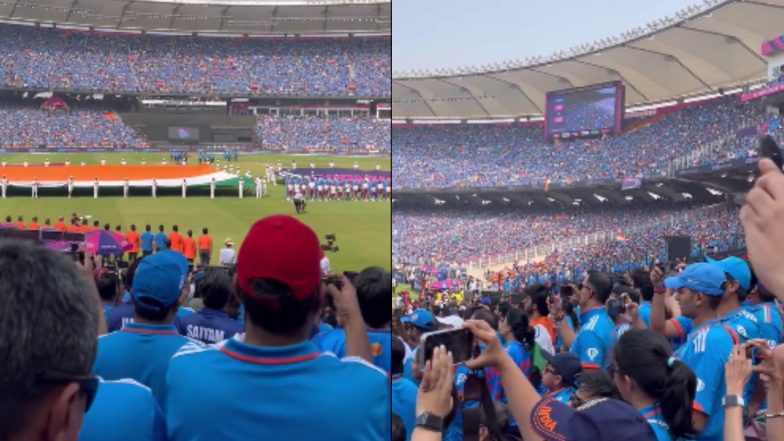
415 412 444 432
723 395 746 408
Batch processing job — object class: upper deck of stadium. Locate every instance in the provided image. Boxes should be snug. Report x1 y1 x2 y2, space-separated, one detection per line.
0 0 390 35
392 0 784 119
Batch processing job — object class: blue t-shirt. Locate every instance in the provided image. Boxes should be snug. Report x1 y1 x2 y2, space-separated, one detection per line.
93 323 195 407
745 301 783 349
177 307 243 344
720 306 760 343
107 305 192 333
392 375 418 441
443 364 481 441
154 232 168 251
673 319 735 441
570 307 615 369
403 347 420 386
140 232 154 252
497 341 530 428
556 315 575 352
549 387 574 405
165 338 389 441
668 316 693 350
79 379 166 441
313 327 392 373
638 301 652 328
639 403 672 441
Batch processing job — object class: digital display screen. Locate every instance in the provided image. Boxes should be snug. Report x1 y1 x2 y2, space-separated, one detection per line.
168 127 200 141
545 81 624 140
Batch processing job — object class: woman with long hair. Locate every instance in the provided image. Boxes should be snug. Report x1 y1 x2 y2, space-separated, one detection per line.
612 329 697 440
494 307 536 436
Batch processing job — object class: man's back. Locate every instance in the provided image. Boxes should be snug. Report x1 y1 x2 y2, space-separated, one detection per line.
94 323 194 407
79 379 166 441
155 232 168 250
141 232 154 252
198 235 211 251
177 307 243 344
127 231 140 252
182 237 196 260
166 339 389 441
219 247 235 265
392 376 418 441
169 233 183 252
314 327 392 372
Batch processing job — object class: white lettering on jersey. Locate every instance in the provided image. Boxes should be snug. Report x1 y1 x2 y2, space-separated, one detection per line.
122 317 135 327
696 378 705 392
186 325 225 343
736 325 748 339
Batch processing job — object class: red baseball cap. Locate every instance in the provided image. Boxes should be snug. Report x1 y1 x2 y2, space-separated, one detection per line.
236 215 323 304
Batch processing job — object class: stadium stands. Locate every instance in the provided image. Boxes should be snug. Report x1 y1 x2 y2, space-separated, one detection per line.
256 116 390 153
0 24 390 97
392 96 766 190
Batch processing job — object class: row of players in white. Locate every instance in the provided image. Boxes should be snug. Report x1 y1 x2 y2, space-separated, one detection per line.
0 177 267 199
286 180 390 201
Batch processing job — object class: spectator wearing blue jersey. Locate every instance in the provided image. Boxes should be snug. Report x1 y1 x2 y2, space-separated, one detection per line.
401 308 437 384
541 351 582 405
630 269 655 328
154 225 168 253
707 256 759 343
664 262 736 440
96 270 120 323
568 271 615 370
612 330 697 441
78 379 166 441
165 215 388 441
0 239 99 441
392 336 417 441
496 308 535 434
140 225 154 256
93 250 194 407
315 266 392 372
177 268 243 344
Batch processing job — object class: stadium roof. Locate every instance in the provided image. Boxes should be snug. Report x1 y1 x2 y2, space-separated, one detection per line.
392 0 783 119
0 0 390 35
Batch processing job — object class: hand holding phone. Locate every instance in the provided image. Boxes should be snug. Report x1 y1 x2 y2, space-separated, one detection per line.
418 328 474 369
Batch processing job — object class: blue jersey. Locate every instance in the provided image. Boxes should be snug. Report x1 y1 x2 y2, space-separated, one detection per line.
673 320 735 441
140 232 154 252
313 327 392 373
443 364 482 441
548 387 574 405
668 316 693 350
102 304 114 325
93 323 195 407
496 341 530 427
165 339 389 441
570 307 615 369
720 307 760 343
392 375 418 441
107 305 191 333
745 302 783 349
639 403 672 441
177 307 243 344
154 232 168 251
556 315 575 351
403 348 420 386
638 301 652 328
79 379 166 441
319 322 333 333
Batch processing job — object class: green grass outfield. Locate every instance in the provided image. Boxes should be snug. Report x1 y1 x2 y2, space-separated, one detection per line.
0 152 391 271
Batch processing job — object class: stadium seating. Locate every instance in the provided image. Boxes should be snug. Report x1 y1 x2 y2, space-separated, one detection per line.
392 97 766 190
256 116 390 152
0 24 389 97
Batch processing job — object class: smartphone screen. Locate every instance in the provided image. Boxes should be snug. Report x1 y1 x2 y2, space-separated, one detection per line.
418 328 474 368
759 134 784 170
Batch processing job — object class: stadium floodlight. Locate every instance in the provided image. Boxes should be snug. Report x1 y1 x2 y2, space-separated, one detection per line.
681 193 693 200
624 196 634 201
647 192 662 200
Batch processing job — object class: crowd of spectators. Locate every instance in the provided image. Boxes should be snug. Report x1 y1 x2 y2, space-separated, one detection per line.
257 115 390 152
0 24 390 97
392 96 766 190
0 102 148 149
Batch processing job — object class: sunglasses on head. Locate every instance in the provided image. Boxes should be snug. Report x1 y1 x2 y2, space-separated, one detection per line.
37 369 99 412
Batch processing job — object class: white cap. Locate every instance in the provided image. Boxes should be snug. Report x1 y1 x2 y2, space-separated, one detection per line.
436 315 464 329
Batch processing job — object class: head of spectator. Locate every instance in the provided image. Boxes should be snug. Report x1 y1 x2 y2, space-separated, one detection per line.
471 308 499 330
495 301 511 323
122 257 143 295
630 269 654 303
391 334 406 376
354 266 391 329
569 369 621 409
612 330 696 440
131 251 188 324
96 270 119 306
198 268 232 311
401 308 436 346
706 256 751 304
0 239 99 441
234 215 324 342
664 263 725 322
391 414 406 441
542 351 582 393
500 308 535 349
523 284 550 318
578 271 613 311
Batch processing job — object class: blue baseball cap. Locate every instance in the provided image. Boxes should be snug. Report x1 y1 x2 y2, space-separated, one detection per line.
531 397 656 441
706 256 751 292
664 262 726 297
132 251 188 314
400 309 436 330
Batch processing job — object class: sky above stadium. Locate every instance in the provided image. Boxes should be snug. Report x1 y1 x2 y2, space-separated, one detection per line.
393 0 697 72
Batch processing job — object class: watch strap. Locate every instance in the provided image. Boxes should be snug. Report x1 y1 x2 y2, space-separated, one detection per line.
416 412 444 432
723 395 745 407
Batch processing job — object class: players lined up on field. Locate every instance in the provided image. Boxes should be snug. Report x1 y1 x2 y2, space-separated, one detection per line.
0 175 269 199
285 175 391 201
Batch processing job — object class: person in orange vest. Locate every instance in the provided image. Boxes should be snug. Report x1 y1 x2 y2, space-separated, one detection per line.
198 228 213 266
183 230 197 263
43 218 52 230
15 216 24 229
53 216 66 232
92 220 101 232
79 218 91 233
67 219 80 233
28 216 40 230
169 225 184 253
126 224 140 261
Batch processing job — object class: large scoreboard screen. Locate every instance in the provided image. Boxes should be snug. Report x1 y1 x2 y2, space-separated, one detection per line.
545 81 624 140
